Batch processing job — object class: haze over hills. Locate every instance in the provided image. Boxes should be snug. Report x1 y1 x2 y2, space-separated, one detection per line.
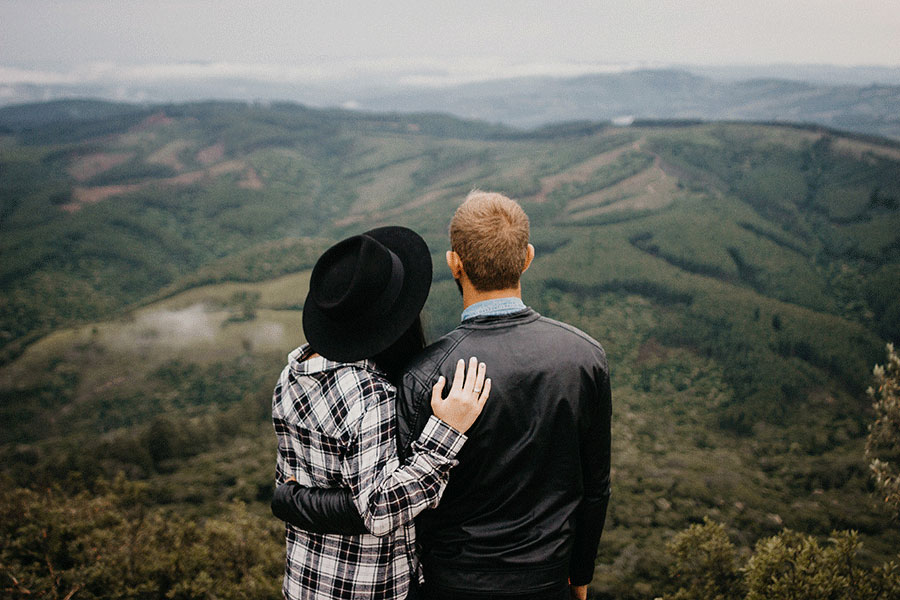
1 100 899 598
358 69 900 137
2 64 900 139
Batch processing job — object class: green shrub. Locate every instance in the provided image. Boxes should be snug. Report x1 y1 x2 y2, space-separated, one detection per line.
665 518 743 600
866 343 900 517
662 522 900 600
0 474 283 600
744 530 899 600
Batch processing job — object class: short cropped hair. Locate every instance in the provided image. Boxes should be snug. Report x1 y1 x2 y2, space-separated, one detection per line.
449 190 530 291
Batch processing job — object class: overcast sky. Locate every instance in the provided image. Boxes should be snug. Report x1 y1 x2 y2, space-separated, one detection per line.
2 1 899 84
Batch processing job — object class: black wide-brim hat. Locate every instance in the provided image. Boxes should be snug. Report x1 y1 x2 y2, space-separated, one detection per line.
302 226 432 363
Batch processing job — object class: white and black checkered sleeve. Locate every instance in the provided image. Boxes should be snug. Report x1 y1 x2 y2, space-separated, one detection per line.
341 380 467 537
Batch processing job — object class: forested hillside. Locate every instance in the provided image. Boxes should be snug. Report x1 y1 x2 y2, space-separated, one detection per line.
1 100 899 598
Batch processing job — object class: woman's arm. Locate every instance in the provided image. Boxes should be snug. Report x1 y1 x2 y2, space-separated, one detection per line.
271 480 367 534
271 358 490 536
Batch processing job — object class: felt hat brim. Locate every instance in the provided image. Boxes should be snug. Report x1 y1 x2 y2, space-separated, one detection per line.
302 226 432 363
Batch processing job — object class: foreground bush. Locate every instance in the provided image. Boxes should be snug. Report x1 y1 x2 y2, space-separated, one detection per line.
867 343 900 517
662 518 900 600
0 474 283 599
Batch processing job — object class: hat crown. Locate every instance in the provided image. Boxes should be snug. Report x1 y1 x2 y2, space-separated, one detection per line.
310 235 403 321
302 225 431 363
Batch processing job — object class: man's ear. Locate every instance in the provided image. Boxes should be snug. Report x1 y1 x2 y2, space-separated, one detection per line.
522 244 535 274
446 250 464 279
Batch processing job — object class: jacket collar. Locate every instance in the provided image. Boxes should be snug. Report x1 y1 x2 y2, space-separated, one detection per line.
460 297 526 322
458 307 538 329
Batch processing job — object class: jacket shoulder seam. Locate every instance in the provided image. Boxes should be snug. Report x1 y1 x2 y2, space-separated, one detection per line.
402 329 474 450
538 317 604 349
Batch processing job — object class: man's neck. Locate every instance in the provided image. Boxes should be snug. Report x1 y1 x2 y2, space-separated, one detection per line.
461 284 522 310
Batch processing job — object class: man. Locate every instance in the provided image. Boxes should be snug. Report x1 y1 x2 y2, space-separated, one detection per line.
275 192 612 599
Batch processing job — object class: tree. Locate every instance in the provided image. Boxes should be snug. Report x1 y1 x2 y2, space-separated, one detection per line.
664 518 742 600
743 530 899 600
866 343 900 517
661 524 900 600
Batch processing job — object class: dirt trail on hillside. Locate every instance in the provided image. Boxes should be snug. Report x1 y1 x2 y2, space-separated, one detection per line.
67 152 134 182
336 189 449 227
531 139 643 203
63 183 146 211
565 163 678 221
62 160 256 212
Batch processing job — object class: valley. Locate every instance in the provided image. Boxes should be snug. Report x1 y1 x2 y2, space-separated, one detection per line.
1 100 899 598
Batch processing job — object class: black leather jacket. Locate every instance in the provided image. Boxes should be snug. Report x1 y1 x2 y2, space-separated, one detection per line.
272 308 611 595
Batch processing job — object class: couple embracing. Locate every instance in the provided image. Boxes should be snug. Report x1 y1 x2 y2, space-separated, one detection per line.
271 191 611 600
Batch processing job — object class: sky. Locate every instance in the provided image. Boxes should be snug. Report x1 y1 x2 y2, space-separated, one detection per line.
1 0 899 87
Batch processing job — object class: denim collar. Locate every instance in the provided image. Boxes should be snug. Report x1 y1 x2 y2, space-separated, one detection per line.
461 297 526 322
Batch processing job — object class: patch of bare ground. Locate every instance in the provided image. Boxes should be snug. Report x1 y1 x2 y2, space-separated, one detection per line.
114 131 157 147
238 167 264 190
160 160 246 185
565 161 679 221
635 338 671 365
61 160 251 212
132 112 174 131
62 183 147 212
759 127 822 149
806 386 838 406
67 152 134 182
196 142 225 165
831 137 900 162
208 160 245 177
335 189 449 227
491 162 535 184
530 139 643 203
147 140 192 171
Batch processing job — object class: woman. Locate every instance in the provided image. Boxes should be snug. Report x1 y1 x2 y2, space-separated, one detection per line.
272 226 489 600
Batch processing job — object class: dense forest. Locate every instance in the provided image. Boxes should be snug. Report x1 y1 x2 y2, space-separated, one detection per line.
1 100 899 598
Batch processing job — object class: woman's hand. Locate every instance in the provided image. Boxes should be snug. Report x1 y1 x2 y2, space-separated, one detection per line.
430 356 490 434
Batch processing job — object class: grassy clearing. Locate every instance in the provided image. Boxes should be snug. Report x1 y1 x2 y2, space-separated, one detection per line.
0 273 309 398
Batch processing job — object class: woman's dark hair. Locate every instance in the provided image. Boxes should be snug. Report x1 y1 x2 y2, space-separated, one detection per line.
371 316 426 383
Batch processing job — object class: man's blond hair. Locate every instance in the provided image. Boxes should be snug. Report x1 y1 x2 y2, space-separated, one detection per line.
449 190 530 291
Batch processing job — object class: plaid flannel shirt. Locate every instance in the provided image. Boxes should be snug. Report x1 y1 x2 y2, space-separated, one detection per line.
273 344 467 600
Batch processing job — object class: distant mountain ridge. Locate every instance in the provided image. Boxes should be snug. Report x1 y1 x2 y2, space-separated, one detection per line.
357 69 900 138
2 67 899 140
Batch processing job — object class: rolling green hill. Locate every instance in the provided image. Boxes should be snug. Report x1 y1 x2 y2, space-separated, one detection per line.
1 100 899 598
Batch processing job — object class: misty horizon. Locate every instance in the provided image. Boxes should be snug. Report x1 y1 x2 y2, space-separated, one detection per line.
4 59 900 90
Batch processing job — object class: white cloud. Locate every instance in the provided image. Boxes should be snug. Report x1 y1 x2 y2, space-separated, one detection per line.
0 66 80 85
0 58 654 89
397 60 651 87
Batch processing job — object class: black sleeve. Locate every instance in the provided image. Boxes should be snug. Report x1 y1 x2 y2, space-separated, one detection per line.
271 481 368 535
396 369 432 464
568 362 612 586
